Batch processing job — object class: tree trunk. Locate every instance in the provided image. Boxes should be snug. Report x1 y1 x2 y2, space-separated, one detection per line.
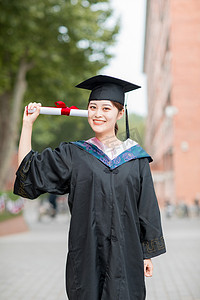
0 58 33 190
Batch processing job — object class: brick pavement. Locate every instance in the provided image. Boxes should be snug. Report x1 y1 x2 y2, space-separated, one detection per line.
0 200 200 300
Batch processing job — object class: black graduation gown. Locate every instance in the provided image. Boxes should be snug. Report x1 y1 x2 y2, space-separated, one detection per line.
14 141 166 300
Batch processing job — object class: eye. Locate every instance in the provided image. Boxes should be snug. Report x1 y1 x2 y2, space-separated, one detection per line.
89 105 96 110
103 107 111 111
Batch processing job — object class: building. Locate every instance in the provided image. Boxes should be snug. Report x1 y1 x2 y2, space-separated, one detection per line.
143 0 200 207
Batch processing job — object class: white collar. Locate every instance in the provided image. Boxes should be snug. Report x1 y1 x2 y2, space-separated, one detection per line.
86 137 138 159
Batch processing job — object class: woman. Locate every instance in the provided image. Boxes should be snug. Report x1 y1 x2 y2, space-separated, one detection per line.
14 75 166 300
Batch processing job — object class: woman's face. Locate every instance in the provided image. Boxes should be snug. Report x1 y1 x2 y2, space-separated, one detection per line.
88 100 124 137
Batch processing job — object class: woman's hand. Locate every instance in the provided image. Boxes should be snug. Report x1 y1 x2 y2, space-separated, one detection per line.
144 259 153 277
23 102 41 125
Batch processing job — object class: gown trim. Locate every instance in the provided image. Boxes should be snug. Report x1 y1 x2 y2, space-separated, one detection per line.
70 141 152 169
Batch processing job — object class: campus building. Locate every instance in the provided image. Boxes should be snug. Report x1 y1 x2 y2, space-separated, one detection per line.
143 0 200 206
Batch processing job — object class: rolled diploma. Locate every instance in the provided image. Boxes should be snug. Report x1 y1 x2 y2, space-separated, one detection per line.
28 107 88 117
28 107 61 115
69 109 88 117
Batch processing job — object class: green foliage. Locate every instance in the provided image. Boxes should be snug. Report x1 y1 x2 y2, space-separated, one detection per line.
0 0 119 150
31 113 94 151
118 113 146 147
0 191 19 201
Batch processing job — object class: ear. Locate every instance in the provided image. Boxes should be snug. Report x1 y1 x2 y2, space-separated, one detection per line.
117 108 125 121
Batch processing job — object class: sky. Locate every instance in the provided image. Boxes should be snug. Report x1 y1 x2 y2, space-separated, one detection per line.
101 0 147 116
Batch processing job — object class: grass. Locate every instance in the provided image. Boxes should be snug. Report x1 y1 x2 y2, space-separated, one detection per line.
0 210 22 223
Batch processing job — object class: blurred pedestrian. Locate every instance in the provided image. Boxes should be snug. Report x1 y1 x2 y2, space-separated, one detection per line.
14 75 166 300
165 200 174 219
179 201 190 218
183 203 189 217
194 194 200 217
48 193 58 218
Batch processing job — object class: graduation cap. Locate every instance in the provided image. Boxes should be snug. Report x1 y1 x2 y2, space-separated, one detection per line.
76 75 141 139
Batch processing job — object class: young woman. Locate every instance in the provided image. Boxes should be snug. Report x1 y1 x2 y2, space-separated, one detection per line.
14 75 166 300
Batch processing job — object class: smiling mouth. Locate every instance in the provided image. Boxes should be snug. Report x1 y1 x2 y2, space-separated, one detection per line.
93 119 106 125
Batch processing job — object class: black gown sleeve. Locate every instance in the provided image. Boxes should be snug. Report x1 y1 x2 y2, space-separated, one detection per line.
13 142 72 199
138 158 166 259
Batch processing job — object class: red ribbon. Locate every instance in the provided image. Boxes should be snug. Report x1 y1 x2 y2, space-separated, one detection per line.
55 101 78 116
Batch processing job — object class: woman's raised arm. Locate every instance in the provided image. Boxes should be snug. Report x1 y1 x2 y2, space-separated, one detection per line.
18 102 41 167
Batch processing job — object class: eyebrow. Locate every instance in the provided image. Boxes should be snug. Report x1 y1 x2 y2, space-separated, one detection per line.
102 104 112 107
89 102 112 107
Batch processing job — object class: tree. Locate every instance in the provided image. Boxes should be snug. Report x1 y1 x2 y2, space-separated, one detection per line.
0 0 119 189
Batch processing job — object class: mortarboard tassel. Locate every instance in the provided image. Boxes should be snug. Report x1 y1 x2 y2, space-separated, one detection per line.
125 103 130 139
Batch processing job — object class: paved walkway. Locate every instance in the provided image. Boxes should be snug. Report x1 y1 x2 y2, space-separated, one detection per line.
0 200 200 300
146 216 200 300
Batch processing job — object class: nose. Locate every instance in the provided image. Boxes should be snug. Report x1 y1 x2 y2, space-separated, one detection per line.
95 108 102 118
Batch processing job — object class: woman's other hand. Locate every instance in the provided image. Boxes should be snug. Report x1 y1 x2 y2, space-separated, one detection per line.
144 259 153 277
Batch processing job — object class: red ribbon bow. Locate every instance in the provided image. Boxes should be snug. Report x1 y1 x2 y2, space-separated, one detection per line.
55 101 78 116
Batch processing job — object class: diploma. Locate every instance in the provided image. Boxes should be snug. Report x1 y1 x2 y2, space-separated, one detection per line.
27 101 88 117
